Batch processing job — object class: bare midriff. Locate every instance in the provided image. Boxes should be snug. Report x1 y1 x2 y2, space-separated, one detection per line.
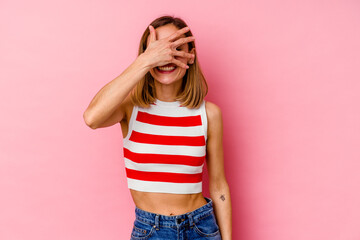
130 189 208 216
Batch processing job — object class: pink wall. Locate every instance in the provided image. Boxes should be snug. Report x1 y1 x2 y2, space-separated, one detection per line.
1 0 359 239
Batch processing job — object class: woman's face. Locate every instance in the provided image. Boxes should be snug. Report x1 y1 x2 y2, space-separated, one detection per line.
147 24 194 85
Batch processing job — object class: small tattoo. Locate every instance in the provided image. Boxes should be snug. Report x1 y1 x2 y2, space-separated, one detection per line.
170 213 174 216
220 194 225 201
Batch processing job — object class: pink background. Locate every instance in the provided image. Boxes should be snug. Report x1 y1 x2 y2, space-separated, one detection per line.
1 0 360 239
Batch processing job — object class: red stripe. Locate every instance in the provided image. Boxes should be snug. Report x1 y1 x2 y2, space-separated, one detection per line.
124 148 205 166
125 168 203 183
130 131 205 146
136 111 202 127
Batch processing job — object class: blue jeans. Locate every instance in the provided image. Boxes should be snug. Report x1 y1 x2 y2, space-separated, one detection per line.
130 197 222 240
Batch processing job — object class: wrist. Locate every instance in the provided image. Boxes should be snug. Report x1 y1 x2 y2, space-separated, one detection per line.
137 53 153 71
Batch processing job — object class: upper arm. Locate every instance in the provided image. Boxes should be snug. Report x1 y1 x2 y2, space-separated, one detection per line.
94 93 132 129
205 101 228 191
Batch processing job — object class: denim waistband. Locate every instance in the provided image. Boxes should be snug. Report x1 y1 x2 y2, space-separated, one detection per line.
134 196 214 229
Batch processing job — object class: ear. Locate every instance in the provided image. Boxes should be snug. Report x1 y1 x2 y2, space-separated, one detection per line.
188 48 196 64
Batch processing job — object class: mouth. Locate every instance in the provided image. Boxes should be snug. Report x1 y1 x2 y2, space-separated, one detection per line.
156 63 177 74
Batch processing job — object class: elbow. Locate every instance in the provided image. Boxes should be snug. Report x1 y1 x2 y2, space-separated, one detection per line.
83 111 98 129
209 179 229 193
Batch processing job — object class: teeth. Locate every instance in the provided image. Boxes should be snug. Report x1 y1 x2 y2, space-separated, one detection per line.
158 66 176 71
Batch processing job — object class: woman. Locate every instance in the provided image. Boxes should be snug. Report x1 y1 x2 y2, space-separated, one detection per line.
83 15 232 240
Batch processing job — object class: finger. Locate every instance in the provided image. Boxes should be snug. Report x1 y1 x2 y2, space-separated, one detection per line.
172 50 195 59
167 26 190 42
171 58 189 69
148 25 156 43
171 36 195 49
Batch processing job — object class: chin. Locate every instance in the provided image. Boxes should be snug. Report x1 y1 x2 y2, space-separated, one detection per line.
150 68 187 85
155 77 180 85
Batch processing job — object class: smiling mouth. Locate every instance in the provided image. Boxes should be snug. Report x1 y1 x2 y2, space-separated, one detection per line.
156 64 177 73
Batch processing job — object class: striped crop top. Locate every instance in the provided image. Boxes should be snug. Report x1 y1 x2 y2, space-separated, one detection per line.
122 98 207 194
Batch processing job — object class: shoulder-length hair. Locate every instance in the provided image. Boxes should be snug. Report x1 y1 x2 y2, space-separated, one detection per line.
130 15 208 109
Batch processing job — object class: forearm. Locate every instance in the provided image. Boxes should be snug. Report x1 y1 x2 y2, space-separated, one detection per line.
210 183 232 240
83 53 151 128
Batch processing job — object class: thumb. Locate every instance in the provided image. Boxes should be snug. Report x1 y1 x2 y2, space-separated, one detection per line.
148 25 156 43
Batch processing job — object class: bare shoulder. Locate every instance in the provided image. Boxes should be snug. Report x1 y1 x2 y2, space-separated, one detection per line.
205 100 222 122
204 100 223 138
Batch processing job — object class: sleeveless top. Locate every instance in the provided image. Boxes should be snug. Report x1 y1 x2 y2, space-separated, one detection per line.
122 98 208 194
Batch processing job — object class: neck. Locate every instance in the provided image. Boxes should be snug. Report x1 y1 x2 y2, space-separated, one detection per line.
154 78 183 102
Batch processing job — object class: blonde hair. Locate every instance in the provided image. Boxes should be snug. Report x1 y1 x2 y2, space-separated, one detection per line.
130 15 208 109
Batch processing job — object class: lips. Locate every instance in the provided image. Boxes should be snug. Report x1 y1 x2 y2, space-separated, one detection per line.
156 63 177 73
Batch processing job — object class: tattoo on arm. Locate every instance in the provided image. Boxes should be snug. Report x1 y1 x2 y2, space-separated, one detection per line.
220 194 225 201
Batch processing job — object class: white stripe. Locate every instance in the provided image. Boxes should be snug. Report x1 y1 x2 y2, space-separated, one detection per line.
140 106 202 117
127 178 202 194
124 141 206 157
124 158 204 173
133 121 204 136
